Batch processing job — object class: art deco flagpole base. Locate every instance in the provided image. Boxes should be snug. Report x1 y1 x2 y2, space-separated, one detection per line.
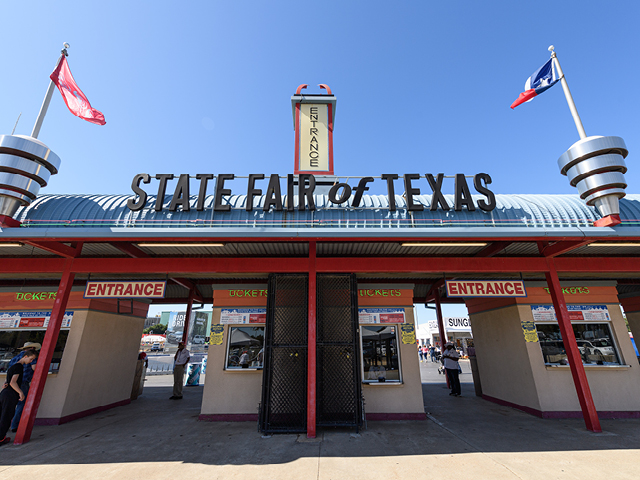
593 214 622 228
557 136 628 227
0 134 61 226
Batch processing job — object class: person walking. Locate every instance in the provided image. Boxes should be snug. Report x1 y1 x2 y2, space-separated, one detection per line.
7 342 40 433
429 345 436 362
442 342 461 396
421 345 428 362
1 349 38 445
170 342 190 400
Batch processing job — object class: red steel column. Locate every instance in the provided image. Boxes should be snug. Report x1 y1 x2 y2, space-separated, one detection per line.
434 294 450 388
181 286 197 344
14 259 75 445
307 241 317 438
545 260 602 432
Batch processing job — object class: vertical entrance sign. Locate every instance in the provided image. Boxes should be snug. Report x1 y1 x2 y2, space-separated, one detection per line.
292 84 336 175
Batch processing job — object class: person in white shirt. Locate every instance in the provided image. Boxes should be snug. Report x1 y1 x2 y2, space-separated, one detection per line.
170 342 190 400
442 342 461 396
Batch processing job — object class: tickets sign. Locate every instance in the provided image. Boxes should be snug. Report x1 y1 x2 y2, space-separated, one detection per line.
84 281 166 298
446 280 527 297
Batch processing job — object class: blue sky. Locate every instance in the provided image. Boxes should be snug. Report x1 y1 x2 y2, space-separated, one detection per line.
2 1 638 319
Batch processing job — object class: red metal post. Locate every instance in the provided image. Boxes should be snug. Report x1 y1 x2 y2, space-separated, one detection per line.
14 260 75 445
307 241 317 438
434 293 450 388
181 286 197 344
545 260 602 432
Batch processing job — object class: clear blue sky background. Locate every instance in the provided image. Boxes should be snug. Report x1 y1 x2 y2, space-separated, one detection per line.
2 1 638 320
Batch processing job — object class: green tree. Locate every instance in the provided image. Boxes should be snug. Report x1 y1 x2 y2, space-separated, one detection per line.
144 323 167 334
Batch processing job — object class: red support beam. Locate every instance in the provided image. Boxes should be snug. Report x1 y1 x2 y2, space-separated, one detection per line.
171 278 204 303
14 260 76 445
545 259 602 432
181 286 196 344
424 279 445 303
110 242 150 258
307 241 317 438
540 240 591 258
474 241 512 257
24 241 81 258
3 255 640 275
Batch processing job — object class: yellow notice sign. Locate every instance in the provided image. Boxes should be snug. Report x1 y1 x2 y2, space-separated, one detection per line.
521 321 539 343
400 324 416 345
209 325 224 346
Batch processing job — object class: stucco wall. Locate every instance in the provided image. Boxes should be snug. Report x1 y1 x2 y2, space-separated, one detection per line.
201 310 262 416
37 309 145 419
471 300 640 413
362 307 425 414
469 304 542 411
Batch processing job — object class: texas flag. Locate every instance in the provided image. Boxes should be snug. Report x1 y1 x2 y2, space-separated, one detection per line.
510 58 560 109
50 57 106 125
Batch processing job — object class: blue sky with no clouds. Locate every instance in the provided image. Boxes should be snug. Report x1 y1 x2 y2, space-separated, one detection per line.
2 1 638 320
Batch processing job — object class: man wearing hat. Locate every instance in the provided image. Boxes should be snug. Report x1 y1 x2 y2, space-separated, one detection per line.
442 342 462 397
7 342 41 432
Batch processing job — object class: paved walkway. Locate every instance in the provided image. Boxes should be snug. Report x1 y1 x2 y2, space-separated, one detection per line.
1 361 639 479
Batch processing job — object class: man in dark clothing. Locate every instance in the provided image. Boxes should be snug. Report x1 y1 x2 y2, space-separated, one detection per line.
1 350 38 445
7 342 40 432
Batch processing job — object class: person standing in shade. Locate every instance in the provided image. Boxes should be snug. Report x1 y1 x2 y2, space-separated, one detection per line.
1 350 38 445
442 342 461 397
7 342 41 433
170 342 190 400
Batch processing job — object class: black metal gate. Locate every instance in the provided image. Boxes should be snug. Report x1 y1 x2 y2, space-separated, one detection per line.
259 274 308 433
316 274 363 430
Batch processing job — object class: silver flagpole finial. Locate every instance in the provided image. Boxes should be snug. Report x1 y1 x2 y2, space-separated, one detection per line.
62 42 70 57
548 45 555 53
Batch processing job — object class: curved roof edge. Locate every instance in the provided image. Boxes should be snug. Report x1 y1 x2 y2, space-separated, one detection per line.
4 193 640 237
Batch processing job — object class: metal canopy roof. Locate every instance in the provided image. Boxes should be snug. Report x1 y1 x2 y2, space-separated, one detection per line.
4 193 640 239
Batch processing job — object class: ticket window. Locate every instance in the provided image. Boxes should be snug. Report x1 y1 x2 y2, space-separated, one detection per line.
224 326 265 370
536 322 622 366
0 330 70 373
360 325 402 383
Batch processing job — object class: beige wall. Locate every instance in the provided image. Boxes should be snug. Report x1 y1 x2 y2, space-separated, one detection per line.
470 302 640 413
38 309 145 419
201 310 262 415
470 304 542 411
362 307 424 414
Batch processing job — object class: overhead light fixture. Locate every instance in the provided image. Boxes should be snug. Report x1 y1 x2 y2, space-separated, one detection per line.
0 242 23 247
137 243 225 248
587 243 640 247
400 242 487 247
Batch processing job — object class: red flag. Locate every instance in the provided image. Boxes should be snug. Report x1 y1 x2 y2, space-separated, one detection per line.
50 57 106 125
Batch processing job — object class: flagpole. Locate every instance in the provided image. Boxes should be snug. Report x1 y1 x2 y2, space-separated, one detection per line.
31 43 69 139
548 45 587 140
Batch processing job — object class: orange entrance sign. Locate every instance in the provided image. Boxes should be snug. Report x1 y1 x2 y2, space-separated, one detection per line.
446 280 526 297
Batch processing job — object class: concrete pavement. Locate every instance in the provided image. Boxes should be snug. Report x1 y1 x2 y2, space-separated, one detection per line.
1 360 639 479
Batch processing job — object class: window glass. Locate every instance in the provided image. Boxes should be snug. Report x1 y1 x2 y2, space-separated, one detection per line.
536 323 621 365
0 330 70 373
226 327 264 370
361 325 401 383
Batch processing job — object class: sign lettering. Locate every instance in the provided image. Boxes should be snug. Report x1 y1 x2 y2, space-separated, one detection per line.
84 281 167 298
446 280 527 297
